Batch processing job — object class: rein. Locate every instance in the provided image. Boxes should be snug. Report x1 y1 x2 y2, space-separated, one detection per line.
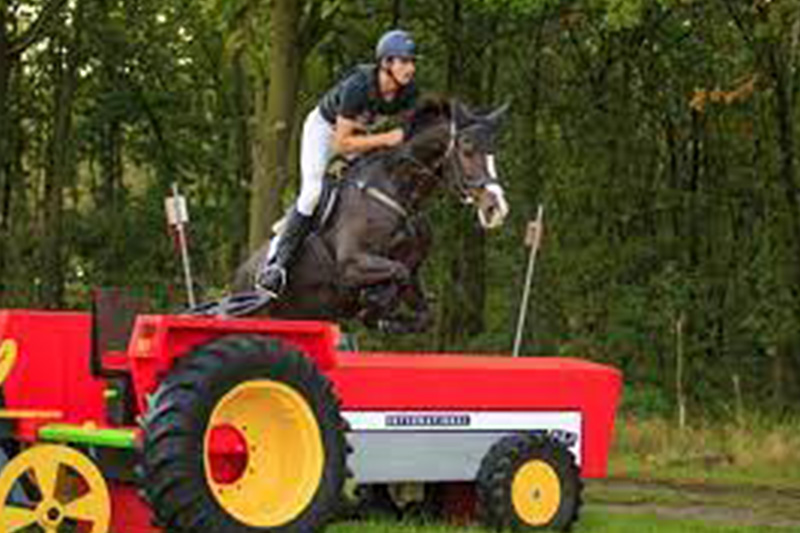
356 105 492 218
355 117 457 220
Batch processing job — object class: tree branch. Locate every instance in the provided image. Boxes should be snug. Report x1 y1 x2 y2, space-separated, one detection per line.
7 0 69 58
299 0 342 56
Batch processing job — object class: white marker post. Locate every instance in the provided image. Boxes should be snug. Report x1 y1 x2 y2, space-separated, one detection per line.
512 205 545 357
165 183 196 309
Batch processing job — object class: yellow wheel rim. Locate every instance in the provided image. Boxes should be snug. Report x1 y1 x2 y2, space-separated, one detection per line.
511 459 561 526
203 379 324 527
0 339 18 386
0 444 111 532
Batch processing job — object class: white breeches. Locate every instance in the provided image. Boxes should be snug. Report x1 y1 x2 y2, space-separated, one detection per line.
296 107 335 216
267 107 335 260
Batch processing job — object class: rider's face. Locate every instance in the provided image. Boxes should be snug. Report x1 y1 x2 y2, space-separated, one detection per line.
389 57 416 85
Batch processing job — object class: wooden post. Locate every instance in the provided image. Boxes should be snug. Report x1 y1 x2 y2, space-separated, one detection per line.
165 183 195 308
512 205 544 357
732 373 743 427
676 313 686 431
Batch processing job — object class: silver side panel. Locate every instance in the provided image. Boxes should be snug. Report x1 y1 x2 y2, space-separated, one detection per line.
343 410 581 484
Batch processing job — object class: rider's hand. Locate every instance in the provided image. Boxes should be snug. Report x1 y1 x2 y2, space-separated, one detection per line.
383 128 405 147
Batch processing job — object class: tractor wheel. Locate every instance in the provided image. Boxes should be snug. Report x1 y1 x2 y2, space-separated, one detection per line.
0 444 112 532
476 434 582 532
140 334 348 532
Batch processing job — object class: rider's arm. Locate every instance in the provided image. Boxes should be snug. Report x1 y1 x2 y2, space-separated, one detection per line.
332 116 403 155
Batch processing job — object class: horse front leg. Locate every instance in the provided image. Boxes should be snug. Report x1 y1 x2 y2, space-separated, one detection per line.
340 252 411 288
339 252 410 329
373 272 432 334
400 272 433 332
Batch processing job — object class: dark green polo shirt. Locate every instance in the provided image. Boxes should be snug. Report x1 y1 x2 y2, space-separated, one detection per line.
318 64 417 129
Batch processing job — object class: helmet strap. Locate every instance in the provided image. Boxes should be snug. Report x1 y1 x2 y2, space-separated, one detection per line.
380 59 403 94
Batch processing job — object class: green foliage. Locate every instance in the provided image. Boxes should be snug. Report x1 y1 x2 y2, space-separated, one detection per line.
620 383 673 419
600 0 647 30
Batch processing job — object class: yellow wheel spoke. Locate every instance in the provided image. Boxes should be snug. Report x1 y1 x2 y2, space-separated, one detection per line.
0 505 38 531
0 445 111 533
32 458 60 500
64 490 105 521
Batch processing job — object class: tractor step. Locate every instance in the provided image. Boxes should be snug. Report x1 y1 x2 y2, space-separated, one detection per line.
0 409 63 419
38 423 139 449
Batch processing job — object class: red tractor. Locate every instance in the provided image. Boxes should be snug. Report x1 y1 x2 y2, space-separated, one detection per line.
0 299 621 532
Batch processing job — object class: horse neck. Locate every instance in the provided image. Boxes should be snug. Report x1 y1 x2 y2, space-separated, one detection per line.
406 122 449 166
389 123 450 206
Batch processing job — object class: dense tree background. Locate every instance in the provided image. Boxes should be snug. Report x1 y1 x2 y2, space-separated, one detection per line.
1 0 799 418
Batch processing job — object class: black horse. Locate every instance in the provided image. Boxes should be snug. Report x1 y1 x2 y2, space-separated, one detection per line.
220 98 509 332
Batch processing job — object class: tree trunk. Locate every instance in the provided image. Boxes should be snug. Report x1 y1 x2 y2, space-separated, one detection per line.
392 0 402 26
0 0 12 302
230 50 251 269
41 8 81 308
770 47 799 410
436 0 488 349
248 0 302 252
98 1 123 210
0 0 10 235
436 0 463 349
99 120 122 207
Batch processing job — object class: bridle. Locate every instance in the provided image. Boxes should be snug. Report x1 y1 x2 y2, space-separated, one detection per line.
399 107 495 204
359 102 498 219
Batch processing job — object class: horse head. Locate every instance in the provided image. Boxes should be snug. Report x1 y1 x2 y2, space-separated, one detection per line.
446 101 511 229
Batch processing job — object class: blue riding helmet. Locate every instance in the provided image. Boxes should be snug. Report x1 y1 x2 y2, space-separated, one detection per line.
376 29 417 61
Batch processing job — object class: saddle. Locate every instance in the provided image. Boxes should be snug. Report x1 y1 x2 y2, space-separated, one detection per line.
270 156 353 237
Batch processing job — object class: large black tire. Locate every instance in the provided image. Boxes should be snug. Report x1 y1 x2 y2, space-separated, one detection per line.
140 334 348 532
477 434 582 532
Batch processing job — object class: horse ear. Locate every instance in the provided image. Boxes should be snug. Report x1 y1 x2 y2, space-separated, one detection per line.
453 101 476 128
484 101 511 128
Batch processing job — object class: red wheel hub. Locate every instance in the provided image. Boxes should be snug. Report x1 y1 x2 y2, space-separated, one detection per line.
207 424 249 484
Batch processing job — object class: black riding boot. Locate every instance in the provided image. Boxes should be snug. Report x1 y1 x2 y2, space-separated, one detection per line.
256 208 313 295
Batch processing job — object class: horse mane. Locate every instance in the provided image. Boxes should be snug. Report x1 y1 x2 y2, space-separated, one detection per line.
407 95 452 138
342 95 452 179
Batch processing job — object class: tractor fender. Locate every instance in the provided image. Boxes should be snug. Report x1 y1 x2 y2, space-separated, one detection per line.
125 315 341 415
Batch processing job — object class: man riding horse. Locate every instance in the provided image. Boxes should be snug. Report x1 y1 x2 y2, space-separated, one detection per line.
216 29 509 330
258 29 420 296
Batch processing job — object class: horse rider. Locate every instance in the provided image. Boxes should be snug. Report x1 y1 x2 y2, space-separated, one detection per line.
257 29 419 295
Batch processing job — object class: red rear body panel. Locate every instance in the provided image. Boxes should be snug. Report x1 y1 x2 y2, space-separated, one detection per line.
109 482 161 533
0 311 107 440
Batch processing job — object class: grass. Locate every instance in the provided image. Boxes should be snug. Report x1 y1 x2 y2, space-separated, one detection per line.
609 414 800 488
330 509 795 532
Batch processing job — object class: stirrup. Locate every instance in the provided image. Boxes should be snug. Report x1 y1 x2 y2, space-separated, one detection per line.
255 264 287 297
